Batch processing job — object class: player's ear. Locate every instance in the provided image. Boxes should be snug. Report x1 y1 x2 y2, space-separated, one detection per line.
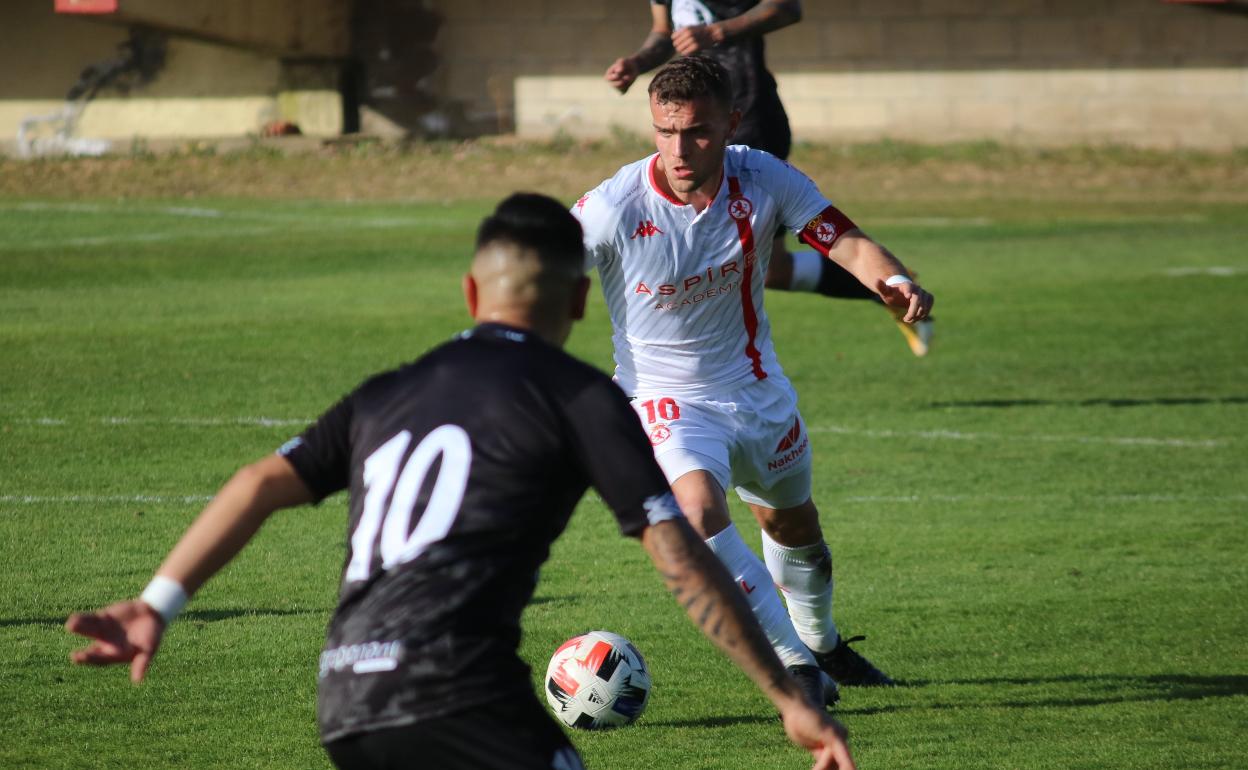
570 275 590 321
462 273 479 318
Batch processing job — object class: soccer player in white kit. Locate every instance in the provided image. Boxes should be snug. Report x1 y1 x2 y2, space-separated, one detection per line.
573 55 933 705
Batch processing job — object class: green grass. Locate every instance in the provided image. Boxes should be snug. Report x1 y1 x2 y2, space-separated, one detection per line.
1 191 1246 769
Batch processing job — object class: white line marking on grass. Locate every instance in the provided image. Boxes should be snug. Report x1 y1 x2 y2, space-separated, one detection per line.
12 417 1227 449
169 417 308 427
14 225 280 250
0 494 212 505
4 201 471 228
5 215 456 251
808 424 1227 449
6 492 1244 507
6 202 226 219
1162 266 1244 277
14 416 309 427
157 206 225 219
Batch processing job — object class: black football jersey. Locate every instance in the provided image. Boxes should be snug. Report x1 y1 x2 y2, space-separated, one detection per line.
652 0 790 154
279 323 678 742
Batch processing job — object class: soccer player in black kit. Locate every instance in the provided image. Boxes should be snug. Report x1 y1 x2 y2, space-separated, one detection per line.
65 194 857 770
606 0 934 356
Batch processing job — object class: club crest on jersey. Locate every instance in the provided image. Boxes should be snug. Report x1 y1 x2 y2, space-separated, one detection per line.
649 424 672 445
728 197 753 221
630 220 665 239
575 194 589 211
814 222 837 244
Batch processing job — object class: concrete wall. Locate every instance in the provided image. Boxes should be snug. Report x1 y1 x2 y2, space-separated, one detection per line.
0 0 341 147
3 0 1245 148
433 0 1248 148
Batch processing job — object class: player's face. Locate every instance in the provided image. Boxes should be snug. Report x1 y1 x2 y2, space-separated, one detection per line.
650 94 739 201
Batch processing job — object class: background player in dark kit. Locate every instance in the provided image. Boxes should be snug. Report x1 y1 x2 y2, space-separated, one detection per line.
605 0 934 355
65 194 857 770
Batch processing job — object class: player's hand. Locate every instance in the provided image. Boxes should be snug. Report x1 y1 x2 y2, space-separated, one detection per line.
779 701 857 770
66 599 165 683
672 24 725 55
877 278 933 324
605 57 640 93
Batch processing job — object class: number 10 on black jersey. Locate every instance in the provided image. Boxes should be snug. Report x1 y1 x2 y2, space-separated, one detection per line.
346 425 472 583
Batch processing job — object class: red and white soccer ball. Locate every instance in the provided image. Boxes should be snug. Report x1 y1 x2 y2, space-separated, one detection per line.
544 630 651 729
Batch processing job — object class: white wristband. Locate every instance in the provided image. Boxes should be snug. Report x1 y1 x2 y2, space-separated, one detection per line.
885 274 913 287
140 575 189 625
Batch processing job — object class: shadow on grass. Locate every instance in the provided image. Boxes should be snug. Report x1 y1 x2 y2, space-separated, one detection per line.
836 673 1248 716
642 714 777 729
2 607 328 628
528 595 574 607
928 396 1248 409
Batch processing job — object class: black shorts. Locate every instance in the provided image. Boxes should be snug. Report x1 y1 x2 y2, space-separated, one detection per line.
735 104 791 161
324 692 584 770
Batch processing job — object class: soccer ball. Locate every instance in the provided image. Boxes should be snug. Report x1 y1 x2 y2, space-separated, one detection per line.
544 630 651 729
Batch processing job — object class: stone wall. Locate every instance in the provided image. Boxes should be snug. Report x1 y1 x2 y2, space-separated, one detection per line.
2 0 1245 148
432 0 1248 148
0 0 341 149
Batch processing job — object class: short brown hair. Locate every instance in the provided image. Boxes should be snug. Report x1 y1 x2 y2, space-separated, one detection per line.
647 55 733 110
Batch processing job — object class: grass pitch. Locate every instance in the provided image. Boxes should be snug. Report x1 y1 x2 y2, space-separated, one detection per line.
1 151 1246 769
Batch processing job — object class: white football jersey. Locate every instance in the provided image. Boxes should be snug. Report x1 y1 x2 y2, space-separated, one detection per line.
574 145 857 397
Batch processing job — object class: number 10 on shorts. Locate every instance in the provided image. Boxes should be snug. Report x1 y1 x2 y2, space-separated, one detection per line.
639 397 680 424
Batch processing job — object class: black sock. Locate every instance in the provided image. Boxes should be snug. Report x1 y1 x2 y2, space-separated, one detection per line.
816 261 881 302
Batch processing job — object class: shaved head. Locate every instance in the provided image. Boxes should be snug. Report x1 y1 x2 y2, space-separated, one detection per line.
469 240 579 316
464 193 590 345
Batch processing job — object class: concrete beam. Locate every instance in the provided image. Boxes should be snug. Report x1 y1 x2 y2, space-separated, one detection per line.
59 0 351 59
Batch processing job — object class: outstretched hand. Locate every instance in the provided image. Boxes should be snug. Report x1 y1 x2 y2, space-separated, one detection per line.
877 278 934 324
66 600 165 683
780 701 858 770
672 24 724 55
605 57 640 94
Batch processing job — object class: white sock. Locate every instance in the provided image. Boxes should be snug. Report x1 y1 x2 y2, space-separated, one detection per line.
761 528 840 653
705 524 815 669
788 250 824 292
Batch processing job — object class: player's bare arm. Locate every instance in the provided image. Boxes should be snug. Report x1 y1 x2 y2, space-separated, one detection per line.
65 454 313 682
641 518 857 770
606 5 675 93
672 0 802 55
826 230 934 323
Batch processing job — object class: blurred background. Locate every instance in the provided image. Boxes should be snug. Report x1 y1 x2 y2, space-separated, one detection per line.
2 0 1246 155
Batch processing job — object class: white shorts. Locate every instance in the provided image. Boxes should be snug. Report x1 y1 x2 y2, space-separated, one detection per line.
630 377 813 510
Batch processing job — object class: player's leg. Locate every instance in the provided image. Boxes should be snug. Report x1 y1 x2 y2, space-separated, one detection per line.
666 463 819 676
744 492 895 688
630 395 826 704
323 691 586 770
734 388 895 688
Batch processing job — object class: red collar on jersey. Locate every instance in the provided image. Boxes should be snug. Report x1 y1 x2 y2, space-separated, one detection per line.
647 154 724 209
